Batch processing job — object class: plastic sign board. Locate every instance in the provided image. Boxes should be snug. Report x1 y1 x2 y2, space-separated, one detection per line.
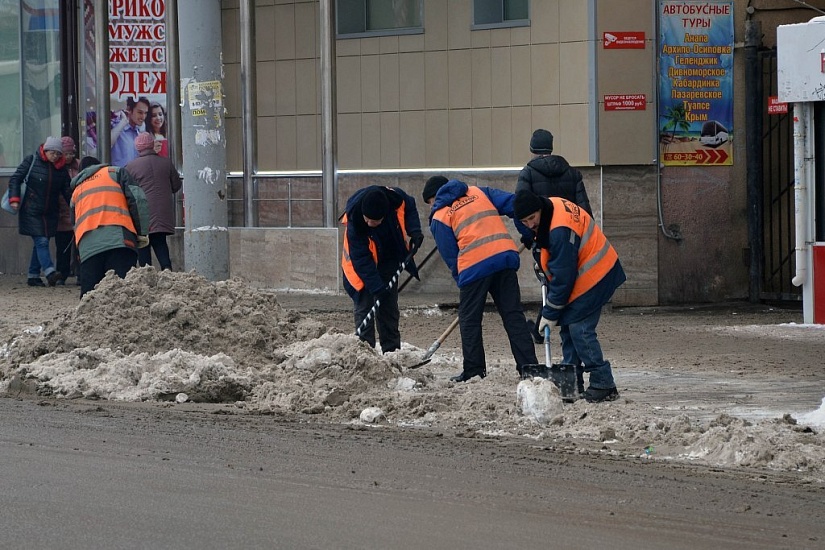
768 96 788 115
603 31 646 49
777 17 825 103
604 94 647 111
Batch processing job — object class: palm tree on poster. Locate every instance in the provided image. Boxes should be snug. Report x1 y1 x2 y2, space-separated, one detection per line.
661 102 690 147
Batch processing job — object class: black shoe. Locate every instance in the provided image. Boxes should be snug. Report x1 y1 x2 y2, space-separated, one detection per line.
450 369 486 383
27 278 45 287
584 386 619 403
526 320 543 344
46 271 62 287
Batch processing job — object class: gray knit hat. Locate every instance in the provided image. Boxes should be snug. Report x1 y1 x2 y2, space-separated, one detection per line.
43 136 63 152
529 129 554 154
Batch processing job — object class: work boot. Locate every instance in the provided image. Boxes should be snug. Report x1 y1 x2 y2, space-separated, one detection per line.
584 386 619 403
27 278 45 287
46 271 62 287
450 369 486 383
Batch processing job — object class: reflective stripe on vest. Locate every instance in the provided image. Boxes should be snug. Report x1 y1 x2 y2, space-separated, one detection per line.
432 186 517 274
340 198 409 291
73 166 136 245
540 197 618 303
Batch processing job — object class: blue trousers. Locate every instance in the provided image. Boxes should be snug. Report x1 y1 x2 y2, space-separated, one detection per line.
559 307 616 390
28 236 56 279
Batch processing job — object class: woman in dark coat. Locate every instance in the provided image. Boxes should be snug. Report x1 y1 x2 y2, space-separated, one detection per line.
124 132 182 270
7 136 72 286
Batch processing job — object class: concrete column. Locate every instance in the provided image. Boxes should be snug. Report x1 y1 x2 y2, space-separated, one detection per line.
178 0 229 281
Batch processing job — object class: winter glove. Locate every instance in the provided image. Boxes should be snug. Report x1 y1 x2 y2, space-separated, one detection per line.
520 234 534 249
538 316 557 335
137 235 150 249
409 233 424 251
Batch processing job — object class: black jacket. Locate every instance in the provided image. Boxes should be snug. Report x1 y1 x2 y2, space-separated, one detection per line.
515 154 592 217
9 150 72 237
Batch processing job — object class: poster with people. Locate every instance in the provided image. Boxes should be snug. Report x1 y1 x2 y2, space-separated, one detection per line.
82 0 168 164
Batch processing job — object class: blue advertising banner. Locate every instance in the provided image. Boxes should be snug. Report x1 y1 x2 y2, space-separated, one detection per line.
658 1 733 166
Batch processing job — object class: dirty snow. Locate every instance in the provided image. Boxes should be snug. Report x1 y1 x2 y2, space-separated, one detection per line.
0 268 823 482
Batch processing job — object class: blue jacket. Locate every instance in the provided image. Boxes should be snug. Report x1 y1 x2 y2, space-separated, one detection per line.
428 179 532 288
342 185 422 298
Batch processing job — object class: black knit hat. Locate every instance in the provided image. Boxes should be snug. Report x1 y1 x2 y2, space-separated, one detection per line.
513 190 544 220
361 188 389 220
423 175 448 202
529 129 554 154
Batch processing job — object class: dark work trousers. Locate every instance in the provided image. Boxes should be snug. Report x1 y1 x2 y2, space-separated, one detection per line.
458 268 537 376
55 231 75 278
80 247 137 297
138 233 173 270
353 261 401 353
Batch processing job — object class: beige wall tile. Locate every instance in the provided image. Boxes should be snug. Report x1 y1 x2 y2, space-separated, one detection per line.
490 28 509 48
338 113 362 169
295 114 318 169
336 38 360 57
448 49 472 110
361 113 381 167
361 55 380 113
399 52 426 111
379 54 400 111
226 116 242 170
530 43 560 105
597 0 655 31
472 109 492 166
471 49 491 108
274 3 295 60
221 8 239 64
336 56 361 113
294 1 317 59
380 35 399 54
256 116 276 170
425 110 449 166
424 0 448 51
558 103 591 166
223 62 241 118
295 59 318 115
511 105 533 162
599 109 656 165
361 37 380 55
399 32 425 53
491 107 513 166
559 41 588 105
447 0 472 50
531 0 559 44
598 48 654 97
425 51 449 109
256 61 276 116
448 109 472 166
400 111 426 167
275 60 296 115
559 0 589 42
511 26 530 46
490 47 512 107
510 45 532 106
380 112 401 167
256 5 275 61
276 115 297 169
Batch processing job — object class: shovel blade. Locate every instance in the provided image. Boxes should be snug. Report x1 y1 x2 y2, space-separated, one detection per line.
521 363 579 403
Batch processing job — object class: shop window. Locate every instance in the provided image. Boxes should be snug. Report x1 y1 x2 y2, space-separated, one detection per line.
473 0 529 29
337 0 423 38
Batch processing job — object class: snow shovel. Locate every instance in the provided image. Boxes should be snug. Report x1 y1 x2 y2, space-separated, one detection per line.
520 277 578 402
408 315 460 369
355 246 419 338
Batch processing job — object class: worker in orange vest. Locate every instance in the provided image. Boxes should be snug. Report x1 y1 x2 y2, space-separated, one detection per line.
514 190 626 403
423 176 537 383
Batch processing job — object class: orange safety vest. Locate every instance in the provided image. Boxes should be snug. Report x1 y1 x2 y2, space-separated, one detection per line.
341 199 409 291
540 197 618 303
73 166 136 245
432 186 517 275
